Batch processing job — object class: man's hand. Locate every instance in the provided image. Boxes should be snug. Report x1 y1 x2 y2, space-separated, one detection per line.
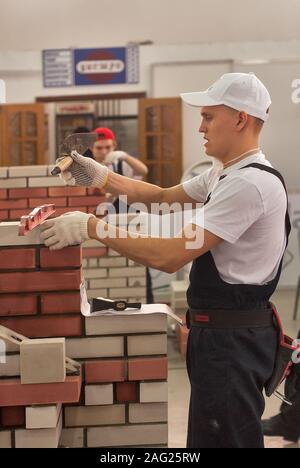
59 150 109 187
104 150 127 165
40 211 95 250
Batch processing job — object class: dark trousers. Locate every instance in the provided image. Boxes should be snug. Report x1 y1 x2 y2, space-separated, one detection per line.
186 326 277 448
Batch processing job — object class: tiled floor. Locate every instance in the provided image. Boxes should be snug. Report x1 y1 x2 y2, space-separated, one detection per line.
167 289 300 448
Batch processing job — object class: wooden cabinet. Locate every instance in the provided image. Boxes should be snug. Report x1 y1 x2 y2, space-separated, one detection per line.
0 104 45 166
139 98 182 187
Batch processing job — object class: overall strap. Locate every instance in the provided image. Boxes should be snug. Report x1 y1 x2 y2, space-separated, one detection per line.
239 163 291 243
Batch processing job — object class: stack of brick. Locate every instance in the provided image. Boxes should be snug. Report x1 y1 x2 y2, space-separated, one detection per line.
0 165 147 303
0 222 83 447
0 220 168 448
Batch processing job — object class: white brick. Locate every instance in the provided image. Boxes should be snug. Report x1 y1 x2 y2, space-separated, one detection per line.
59 428 84 448
89 278 126 289
88 258 98 268
66 336 124 359
9 166 48 178
99 257 127 268
85 314 167 336
0 354 20 377
85 384 113 406
83 239 105 248
108 249 121 256
0 178 27 188
128 277 146 287
0 431 11 448
0 222 42 246
87 423 168 447
83 268 107 279
26 404 62 429
15 412 62 448
20 338 65 384
140 382 168 403
128 259 142 267
65 405 125 427
87 288 108 299
109 287 145 299
129 403 168 423
127 334 167 356
0 167 8 179
129 297 146 303
82 258 88 268
28 176 65 187
109 267 145 278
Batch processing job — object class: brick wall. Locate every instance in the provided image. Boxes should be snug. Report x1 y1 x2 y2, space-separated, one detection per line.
0 165 146 303
0 221 167 448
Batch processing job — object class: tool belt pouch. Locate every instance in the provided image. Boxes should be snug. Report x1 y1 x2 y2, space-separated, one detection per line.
265 302 300 397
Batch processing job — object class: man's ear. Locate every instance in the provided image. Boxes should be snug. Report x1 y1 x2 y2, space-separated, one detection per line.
236 111 248 131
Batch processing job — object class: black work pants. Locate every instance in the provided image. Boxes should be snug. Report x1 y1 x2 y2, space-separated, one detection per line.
186 326 277 448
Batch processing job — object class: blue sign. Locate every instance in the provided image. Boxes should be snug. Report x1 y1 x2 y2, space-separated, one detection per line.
74 46 139 86
42 45 139 88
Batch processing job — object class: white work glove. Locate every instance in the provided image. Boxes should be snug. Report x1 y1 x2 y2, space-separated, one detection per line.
40 211 95 250
59 150 109 187
104 150 127 165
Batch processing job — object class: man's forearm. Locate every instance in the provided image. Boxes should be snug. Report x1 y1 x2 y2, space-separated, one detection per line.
88 217 175 272
123 155 148 177
104 171 164 208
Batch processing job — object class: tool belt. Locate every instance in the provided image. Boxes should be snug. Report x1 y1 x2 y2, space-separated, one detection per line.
186 304 300 402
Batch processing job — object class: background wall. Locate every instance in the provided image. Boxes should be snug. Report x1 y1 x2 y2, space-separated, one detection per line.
1 0 300 49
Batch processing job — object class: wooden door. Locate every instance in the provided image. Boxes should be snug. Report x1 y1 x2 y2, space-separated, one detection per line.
0 104 45 166
139 98 182 187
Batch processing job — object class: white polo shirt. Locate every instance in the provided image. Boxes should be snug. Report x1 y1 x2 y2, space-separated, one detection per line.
183 152 287 285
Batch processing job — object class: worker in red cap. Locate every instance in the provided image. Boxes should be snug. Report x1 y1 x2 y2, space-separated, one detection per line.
92 127 148 181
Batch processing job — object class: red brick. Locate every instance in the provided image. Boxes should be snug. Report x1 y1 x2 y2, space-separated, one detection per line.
87 187 105 196
40 246 82 269
1 406 25 427
0 270 81 294
29 197 66 208
0 189 7 199
85 360 125 384
83 247 107 258
0 375 82 407
9 209 30 220
0 199 28 210
116 382 137 403
41 292 81 315
128 357 168 381
68 196 106 207
48 187 87 197
0 248 36 270
51 206 87 217
0 294 37 316
0 315 82 338
0 210 8 220
9 188 47 199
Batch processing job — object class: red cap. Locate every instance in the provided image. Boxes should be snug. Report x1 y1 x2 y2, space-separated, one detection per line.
94 127 116 141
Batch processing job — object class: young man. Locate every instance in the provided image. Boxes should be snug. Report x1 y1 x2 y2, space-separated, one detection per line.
41 73 290 448
92 127 147 179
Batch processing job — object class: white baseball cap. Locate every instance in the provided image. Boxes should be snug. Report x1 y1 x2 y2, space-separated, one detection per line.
181 72 271 122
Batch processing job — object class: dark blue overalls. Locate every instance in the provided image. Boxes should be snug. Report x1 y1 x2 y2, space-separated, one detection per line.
186 163 291 448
